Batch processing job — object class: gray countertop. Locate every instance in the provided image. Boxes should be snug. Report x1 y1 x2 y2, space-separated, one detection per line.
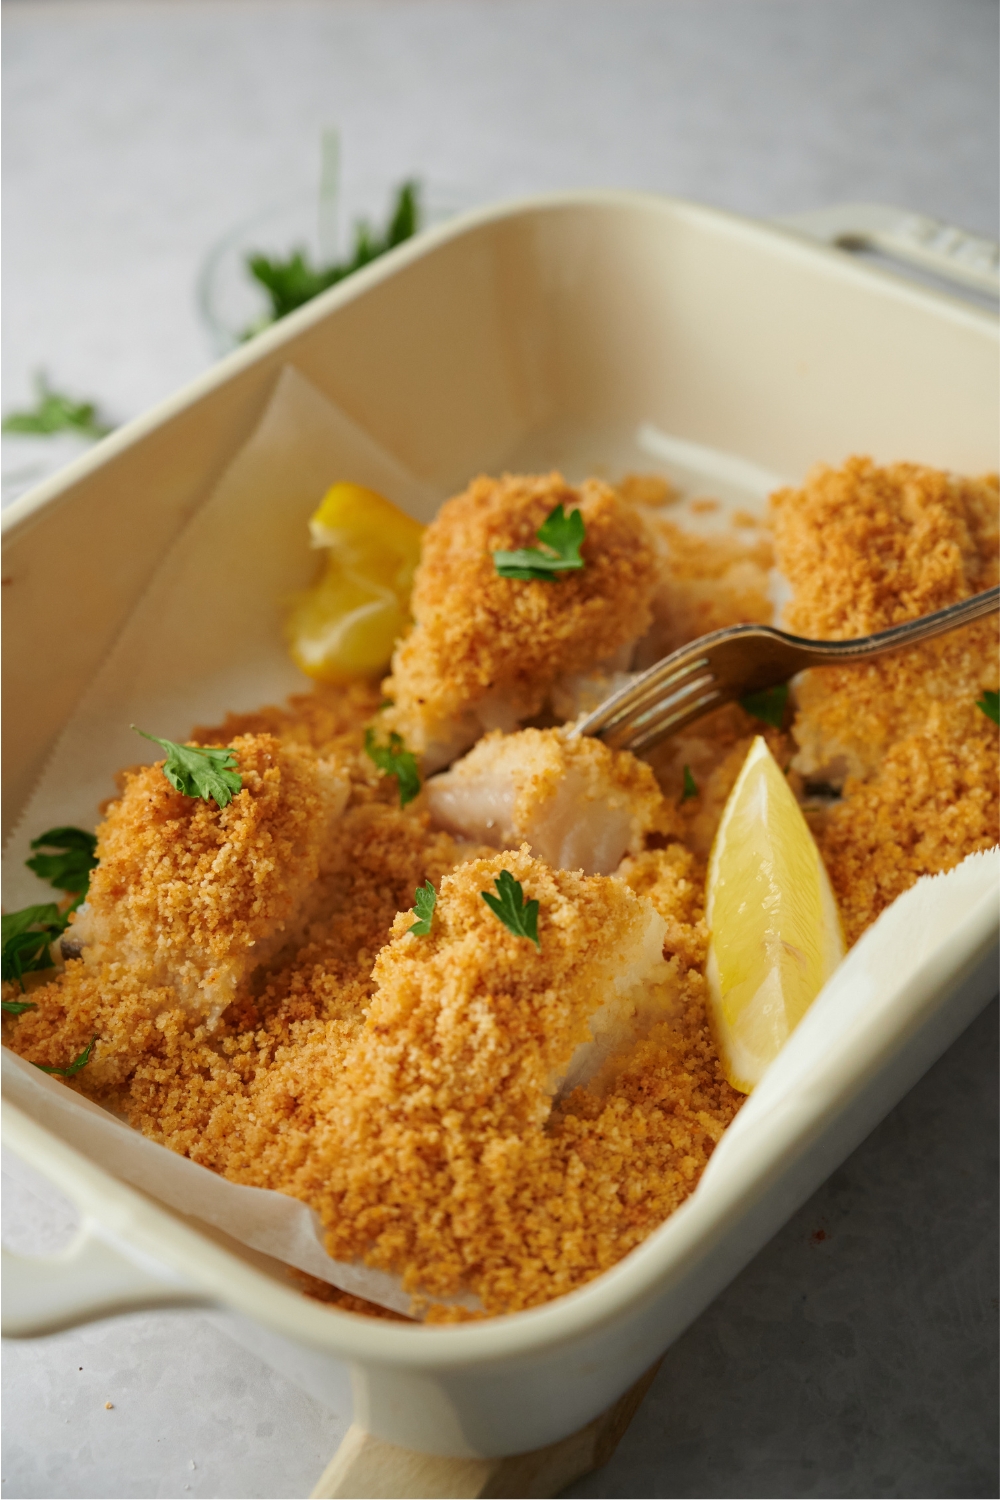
2 2 997 1496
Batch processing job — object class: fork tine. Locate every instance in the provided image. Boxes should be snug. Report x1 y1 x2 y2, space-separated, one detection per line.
573 584 999 757
573 650 713 740
602 671 717 743
624 688 723 752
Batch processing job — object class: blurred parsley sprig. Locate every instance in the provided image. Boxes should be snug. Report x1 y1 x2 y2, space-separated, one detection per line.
242 180 420 337
2 373 112 441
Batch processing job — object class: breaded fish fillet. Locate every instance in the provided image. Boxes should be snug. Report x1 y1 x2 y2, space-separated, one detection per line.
297 847 677 1303
381 472 659 769
69 732 348 1021
772 457 999 941
773 458 999 785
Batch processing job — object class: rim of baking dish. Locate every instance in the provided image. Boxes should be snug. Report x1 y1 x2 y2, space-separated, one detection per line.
3 187 996 541
3 189 997 1367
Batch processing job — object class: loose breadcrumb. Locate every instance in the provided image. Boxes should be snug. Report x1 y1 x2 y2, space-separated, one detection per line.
615 472 677 507
646 705 793 859
194 680 383 766
382 473 659 765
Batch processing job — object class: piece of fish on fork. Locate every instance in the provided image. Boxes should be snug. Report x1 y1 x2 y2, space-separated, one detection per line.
572 586 1000 755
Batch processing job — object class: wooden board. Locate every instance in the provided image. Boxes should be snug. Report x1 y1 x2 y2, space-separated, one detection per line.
311 1360 661 1499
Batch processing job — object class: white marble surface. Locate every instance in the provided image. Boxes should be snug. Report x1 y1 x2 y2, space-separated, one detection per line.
2 2 998 1496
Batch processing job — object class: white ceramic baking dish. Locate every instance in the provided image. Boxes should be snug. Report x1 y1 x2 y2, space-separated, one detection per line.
3 193 998 1470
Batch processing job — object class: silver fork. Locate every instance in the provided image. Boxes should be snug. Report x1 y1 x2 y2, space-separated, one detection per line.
573 586 999 754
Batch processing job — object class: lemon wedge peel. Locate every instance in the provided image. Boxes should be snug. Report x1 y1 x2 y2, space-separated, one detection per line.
705 736 845 1094
287 482 424 683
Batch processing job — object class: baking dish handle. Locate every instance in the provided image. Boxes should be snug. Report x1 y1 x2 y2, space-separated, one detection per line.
774 202 999 297
2 1220 208 1338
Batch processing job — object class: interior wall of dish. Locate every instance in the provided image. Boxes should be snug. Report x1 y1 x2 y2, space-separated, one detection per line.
3 197 997 839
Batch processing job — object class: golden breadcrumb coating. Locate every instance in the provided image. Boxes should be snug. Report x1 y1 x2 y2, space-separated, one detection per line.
194 680 383 765
771 457 999 942
634 518 774 668
646 708 794 860
616 842 708 971
70 733 348 1020
771 457 997 638
425 726 680 874
382 473 659 764
279 846 737 1314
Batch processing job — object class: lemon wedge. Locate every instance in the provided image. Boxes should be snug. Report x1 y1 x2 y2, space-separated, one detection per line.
286 482 424 682
705 735 845 1092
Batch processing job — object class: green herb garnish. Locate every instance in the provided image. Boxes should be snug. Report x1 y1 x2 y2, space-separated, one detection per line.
244 181 420 334
34 1036 96 1078
976 690 999 725
2 998 39 1016
2 374 112 441
681 764 699 801
133 728 242 808
493 504 586 582
739 683 789 729
481 869 540 949
2 904 66 993
409 880 437 936
364 729 421 807
26 827 98 896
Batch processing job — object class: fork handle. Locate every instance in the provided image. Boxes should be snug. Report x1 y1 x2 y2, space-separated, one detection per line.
790 585 1000 668
577 585 998 753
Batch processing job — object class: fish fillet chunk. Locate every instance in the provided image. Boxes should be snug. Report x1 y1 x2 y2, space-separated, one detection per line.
380 472 659 770
424 727 678 875
348 847 672 1124
68 733 349 1021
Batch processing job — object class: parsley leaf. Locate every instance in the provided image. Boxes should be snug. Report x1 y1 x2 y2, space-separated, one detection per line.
364 729 421 807
2 903 66 992
2 373 112 441
2 904 65 948
976 690 999 725
26 827 98 896
409 880 437 936
681 764 699 801
133 728 242 808
244 181 420 333
481 869 540 948
2 998 39 1016
739 682 789 729
34 1036 97 1078
3 929 58 987
493 504 586 581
